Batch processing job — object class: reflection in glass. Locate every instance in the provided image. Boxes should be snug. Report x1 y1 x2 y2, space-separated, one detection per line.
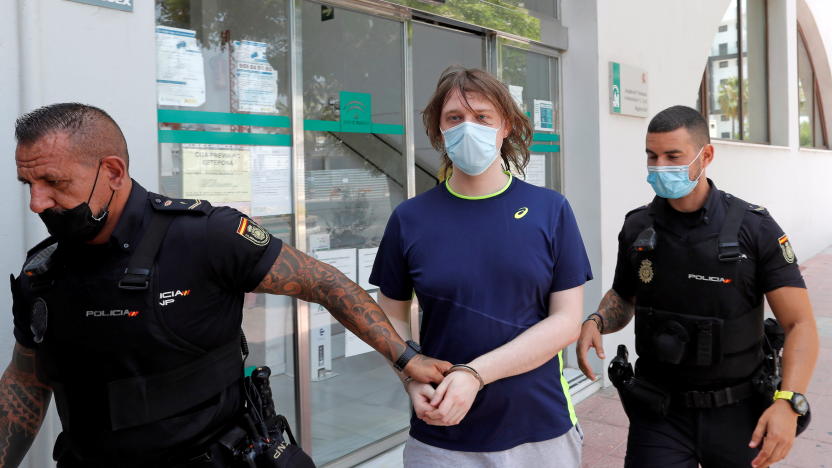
798 29 828 149
386 0 542 40
798 32 815 147
155 0 297 434
500 42 562 192
412 22 485 194
702 0 768 142
301 4 409 465
706 0 740 140
741 0 768 143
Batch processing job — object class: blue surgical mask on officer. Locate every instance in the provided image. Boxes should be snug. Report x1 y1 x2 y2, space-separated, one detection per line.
646 146 705 199
442 121 500 176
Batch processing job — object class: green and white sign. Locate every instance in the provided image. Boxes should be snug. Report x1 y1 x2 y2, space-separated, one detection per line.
67 0 133 12
340 91 372 132
609 61 648 117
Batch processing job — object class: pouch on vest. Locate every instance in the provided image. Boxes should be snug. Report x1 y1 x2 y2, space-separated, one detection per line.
636 307 724 366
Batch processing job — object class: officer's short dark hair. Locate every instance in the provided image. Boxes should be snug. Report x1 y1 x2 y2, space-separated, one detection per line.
15 103 130 168
647 105 710 148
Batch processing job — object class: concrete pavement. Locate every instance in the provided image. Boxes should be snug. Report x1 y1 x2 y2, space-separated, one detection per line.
576 244 832 467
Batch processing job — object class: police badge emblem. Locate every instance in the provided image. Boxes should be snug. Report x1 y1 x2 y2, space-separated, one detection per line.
778 235 795 263
236 217 271 247
639 259 654 283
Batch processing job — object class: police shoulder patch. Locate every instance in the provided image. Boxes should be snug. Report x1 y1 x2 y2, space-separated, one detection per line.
778 234 796 264
236 217 270 247
149 193 212 215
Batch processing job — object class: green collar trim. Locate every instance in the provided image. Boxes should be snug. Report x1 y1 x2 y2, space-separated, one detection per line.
446 172 513 200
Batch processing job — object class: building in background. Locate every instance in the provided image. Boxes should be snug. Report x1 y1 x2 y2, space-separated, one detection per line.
1 0 830 466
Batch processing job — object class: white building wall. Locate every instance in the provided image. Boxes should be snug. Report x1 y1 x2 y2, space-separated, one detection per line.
2 1 159 466
560 0 604 378
0 1 26 370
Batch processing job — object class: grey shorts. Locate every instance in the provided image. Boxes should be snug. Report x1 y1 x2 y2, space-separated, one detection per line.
402 424 583 468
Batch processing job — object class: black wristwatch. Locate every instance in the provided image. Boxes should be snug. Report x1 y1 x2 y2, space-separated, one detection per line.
773 390 810 417
394 340 421 372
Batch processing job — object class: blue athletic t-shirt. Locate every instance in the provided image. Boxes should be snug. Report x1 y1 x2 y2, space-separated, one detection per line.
369 176 593 452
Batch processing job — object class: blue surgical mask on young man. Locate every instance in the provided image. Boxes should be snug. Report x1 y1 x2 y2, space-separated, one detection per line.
442 121 500 176
646 146 705 199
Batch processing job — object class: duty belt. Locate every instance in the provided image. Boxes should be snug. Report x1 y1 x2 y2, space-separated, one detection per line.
678 381 755 409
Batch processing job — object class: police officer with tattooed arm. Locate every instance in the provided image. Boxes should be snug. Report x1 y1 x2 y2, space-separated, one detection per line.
2 103 451 468
577 106 819 468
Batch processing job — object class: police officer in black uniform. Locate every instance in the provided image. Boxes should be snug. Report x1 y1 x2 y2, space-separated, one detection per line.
577 106 819 468
4 103 451 468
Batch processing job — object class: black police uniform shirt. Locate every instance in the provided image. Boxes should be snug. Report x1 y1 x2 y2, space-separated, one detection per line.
611 179 805 386
11 181 282 463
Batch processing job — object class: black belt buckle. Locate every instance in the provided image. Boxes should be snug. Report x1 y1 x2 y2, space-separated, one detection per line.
118 277 149 290
683 390 713 408
683 384 747 409
119 268 151 290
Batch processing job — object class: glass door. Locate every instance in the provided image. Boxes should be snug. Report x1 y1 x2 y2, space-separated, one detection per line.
155 0 298 434
298 2 409 464
412 21 486 194
497 38 586 389
498 37 563 192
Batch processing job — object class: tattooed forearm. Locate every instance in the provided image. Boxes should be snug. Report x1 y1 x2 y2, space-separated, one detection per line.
255 245 406 362
596 289 635 334
0 344 51 467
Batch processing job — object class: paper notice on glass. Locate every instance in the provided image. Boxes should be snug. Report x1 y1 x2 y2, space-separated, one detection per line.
251 146 292 216
522 154 547 187
232 40 278 114
156 26 206 107
533 99 554 132
509 85 524 111
345 291 377 357
310 302 333 378
314 248 357 283
182 144 251 203
357 247 379 290
308 233 331 252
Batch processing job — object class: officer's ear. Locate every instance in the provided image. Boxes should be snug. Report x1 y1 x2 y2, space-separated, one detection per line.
701 144 715 169
100 155 129 191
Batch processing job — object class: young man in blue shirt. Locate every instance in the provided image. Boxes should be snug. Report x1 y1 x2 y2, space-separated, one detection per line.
371 67 592 467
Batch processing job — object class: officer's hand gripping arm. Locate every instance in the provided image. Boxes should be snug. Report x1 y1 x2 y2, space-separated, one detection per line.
254 244 450 384
0 344 51 468
577 288 635 380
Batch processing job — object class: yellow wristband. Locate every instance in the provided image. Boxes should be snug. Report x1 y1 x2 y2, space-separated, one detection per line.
773 390 794 402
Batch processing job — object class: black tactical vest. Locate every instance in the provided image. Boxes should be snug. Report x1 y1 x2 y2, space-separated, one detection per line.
627 195 765 389
15 198 244 467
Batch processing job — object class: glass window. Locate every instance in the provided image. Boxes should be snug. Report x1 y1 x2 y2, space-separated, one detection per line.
742 0 768 143
699 0 769 143
155 0 297 432
798 27 828 148
499 40 562 192
412 22 486 194
512 0 558 18
300 4 409 464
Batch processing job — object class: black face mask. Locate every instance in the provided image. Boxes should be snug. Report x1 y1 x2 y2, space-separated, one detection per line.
38 162 115 243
